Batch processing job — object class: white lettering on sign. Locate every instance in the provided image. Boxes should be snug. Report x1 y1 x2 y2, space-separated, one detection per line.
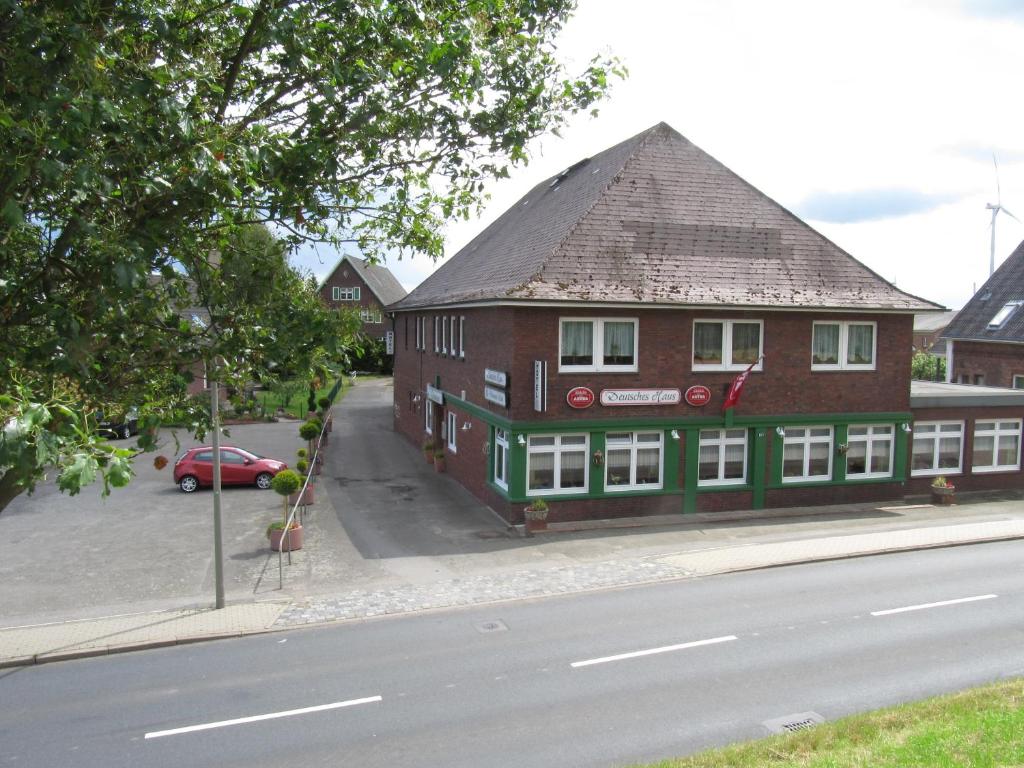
484 369 508 388
533 361 547 412
426 385 445 405
599 388 682 406
484 386 508 408
385 331 394 355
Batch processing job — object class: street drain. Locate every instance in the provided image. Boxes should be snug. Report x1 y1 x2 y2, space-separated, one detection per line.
475 619 509 634
762 711 825 734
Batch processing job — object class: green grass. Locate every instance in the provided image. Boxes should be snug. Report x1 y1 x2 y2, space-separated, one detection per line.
637 679 1024 768
258 378 345 419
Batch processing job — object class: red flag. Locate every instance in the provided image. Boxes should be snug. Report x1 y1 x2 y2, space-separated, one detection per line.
723 356 763 411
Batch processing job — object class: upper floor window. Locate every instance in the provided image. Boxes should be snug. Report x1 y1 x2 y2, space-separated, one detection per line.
458 316 465 358
332 286 360 301
846 424 893 479
1013 375 1024 389
433 316 440 353
811 321 876 371
415 317 424 350
360 308 382 324
559 318 638 373
972 419 1022 473
692 320 763 371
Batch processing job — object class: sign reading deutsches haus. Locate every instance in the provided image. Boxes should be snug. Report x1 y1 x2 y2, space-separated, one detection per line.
484 369 507 388
426 384 445 405
484 386 507 407
600 388 681 406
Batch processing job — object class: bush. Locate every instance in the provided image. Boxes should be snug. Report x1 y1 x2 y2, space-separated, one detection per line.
317 396 331 410
299 421 320 442
271 469 302 496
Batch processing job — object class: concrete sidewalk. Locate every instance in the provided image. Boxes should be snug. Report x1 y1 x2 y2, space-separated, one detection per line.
4 500 1024 668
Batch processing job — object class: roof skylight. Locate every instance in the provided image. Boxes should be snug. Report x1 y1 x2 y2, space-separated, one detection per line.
987 301 1022 329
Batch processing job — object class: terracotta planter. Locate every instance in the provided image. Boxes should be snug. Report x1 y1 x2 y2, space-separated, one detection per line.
311 461 321 476
269 524 303 551
425 450 434 464
288 486 315 506
931 486 955 505
525 518 548 533
434 456 446 472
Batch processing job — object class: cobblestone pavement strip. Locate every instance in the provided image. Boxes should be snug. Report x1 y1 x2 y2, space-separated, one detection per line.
275 559 692 626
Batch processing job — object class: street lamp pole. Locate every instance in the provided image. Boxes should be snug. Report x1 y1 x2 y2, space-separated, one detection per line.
210 377 225 609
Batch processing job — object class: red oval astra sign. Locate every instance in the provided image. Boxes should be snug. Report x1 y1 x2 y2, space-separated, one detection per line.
566 386 596 409
685 385 712 407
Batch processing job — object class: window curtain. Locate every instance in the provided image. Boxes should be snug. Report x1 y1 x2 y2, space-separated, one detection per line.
694 323 723 364
561 322 593 365
812 324 840 364
731 323 760 364
636 447 660 484
560 450 587 488
603 322 635 365
847 325 873 365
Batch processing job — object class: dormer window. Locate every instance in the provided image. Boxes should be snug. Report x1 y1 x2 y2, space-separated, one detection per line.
987 301 1021 329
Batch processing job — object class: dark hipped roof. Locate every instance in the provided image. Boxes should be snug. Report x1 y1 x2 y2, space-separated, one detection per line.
942 239 1024 344
324 253 407 306
391 122 940 313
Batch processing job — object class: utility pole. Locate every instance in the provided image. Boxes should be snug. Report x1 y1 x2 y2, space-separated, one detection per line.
210 377 225 609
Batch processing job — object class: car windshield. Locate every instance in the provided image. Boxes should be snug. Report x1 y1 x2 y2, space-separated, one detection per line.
232 448 261 461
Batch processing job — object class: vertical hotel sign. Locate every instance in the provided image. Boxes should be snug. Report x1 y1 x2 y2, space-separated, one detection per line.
533 360 547 412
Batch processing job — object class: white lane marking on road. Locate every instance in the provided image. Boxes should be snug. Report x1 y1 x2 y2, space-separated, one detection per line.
570 635 737 668
871 594 997 617
144 696 382 739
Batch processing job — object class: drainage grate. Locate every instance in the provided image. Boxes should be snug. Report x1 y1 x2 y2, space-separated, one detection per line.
762 711 825 734
475 619 509 634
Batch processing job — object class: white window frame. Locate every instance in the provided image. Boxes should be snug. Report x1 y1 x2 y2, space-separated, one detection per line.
910 420 964 477
972 419 1022 473
459 316 465 358
415 317 423 350
526 433 590 496
691 319 764 372
424 399 434 434
1013 375 1024 389
331 286 340 301
446 411 457 452
494 428 509 490
604 431 663 492
334 286 360 301
697 428 748 486
433 316 440 353
845 424 894 479
781 426 834 483
558 317 639 373
449 316 457 357
359 308 382 324
811 321 877 371
441 315 448 354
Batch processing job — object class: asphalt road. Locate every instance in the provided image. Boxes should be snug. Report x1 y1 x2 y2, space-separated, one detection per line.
3 541 1023 768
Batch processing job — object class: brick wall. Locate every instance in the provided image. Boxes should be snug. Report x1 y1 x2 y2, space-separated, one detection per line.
319 260 388 338
950 340 1024 388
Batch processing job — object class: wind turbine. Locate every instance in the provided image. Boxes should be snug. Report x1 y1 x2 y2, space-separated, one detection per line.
986 154 1021 276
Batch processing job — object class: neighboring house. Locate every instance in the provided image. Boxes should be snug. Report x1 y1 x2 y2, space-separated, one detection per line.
941 239 1024 388
913 310 956 355
319 253 407 339
389 123 1024 525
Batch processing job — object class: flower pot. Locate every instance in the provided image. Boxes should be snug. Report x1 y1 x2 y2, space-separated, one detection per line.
425 450 434 465
288 486 315 506
311 461 321 476
269 524 303 551
931 486 955 505
525 518 548 533
434 456 446 472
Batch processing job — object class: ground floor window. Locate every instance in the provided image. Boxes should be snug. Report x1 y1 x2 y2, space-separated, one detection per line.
911 421 963 476
698 428 747 485
605 432 663 491
424 399 433 435
494 428 509 490
446 411 457 452
972 419 1022 472
846 424 894 478
527 434 588 495
782 426 832 482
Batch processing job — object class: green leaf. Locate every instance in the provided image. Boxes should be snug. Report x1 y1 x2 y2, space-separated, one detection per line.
58 453 98 494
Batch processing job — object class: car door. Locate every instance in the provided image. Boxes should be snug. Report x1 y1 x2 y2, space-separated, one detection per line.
191 450 214 484
219 449 250 485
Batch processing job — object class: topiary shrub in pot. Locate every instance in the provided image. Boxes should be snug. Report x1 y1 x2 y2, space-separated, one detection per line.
269 469 303 551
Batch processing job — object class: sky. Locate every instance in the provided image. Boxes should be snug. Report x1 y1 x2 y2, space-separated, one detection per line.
294 0 1024 311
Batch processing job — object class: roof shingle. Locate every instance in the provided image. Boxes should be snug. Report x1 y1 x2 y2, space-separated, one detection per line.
942 239 1024 343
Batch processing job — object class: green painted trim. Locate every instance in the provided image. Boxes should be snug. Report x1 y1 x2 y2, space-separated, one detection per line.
683 428 700 514
442 394 513 429
589 431 606 495
833 424 849 483
770 429 784 485
509 430 527 498
664 430 681 492
752 427 768 509
893 425 909 481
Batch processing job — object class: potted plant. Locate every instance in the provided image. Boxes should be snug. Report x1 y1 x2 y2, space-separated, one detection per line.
931 476 955 505
434 448 446 472
299 420 320 461
524 498 549 534
423 440 435 464
269 469 304 551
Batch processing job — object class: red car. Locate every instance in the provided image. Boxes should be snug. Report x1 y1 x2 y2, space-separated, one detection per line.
173 446 287 493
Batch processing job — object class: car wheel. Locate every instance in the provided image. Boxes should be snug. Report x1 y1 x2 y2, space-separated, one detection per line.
255 472 273 490
120 424 132 439
179 475 199 493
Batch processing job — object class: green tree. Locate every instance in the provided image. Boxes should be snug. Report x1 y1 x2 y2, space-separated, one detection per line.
911 350 946 382
0 0 618 512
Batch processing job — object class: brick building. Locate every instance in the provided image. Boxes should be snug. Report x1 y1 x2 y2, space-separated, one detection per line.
319 253 407 339
942 239 1024 388
389 124 1024 524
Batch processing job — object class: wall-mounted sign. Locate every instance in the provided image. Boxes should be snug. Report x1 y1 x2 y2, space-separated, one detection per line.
534 361 548 412
600 388 681 406
484 386 508 407
566 386 596 409
484 368 508 388
385 331 394 355
684 385 711 407
426 384 445 405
